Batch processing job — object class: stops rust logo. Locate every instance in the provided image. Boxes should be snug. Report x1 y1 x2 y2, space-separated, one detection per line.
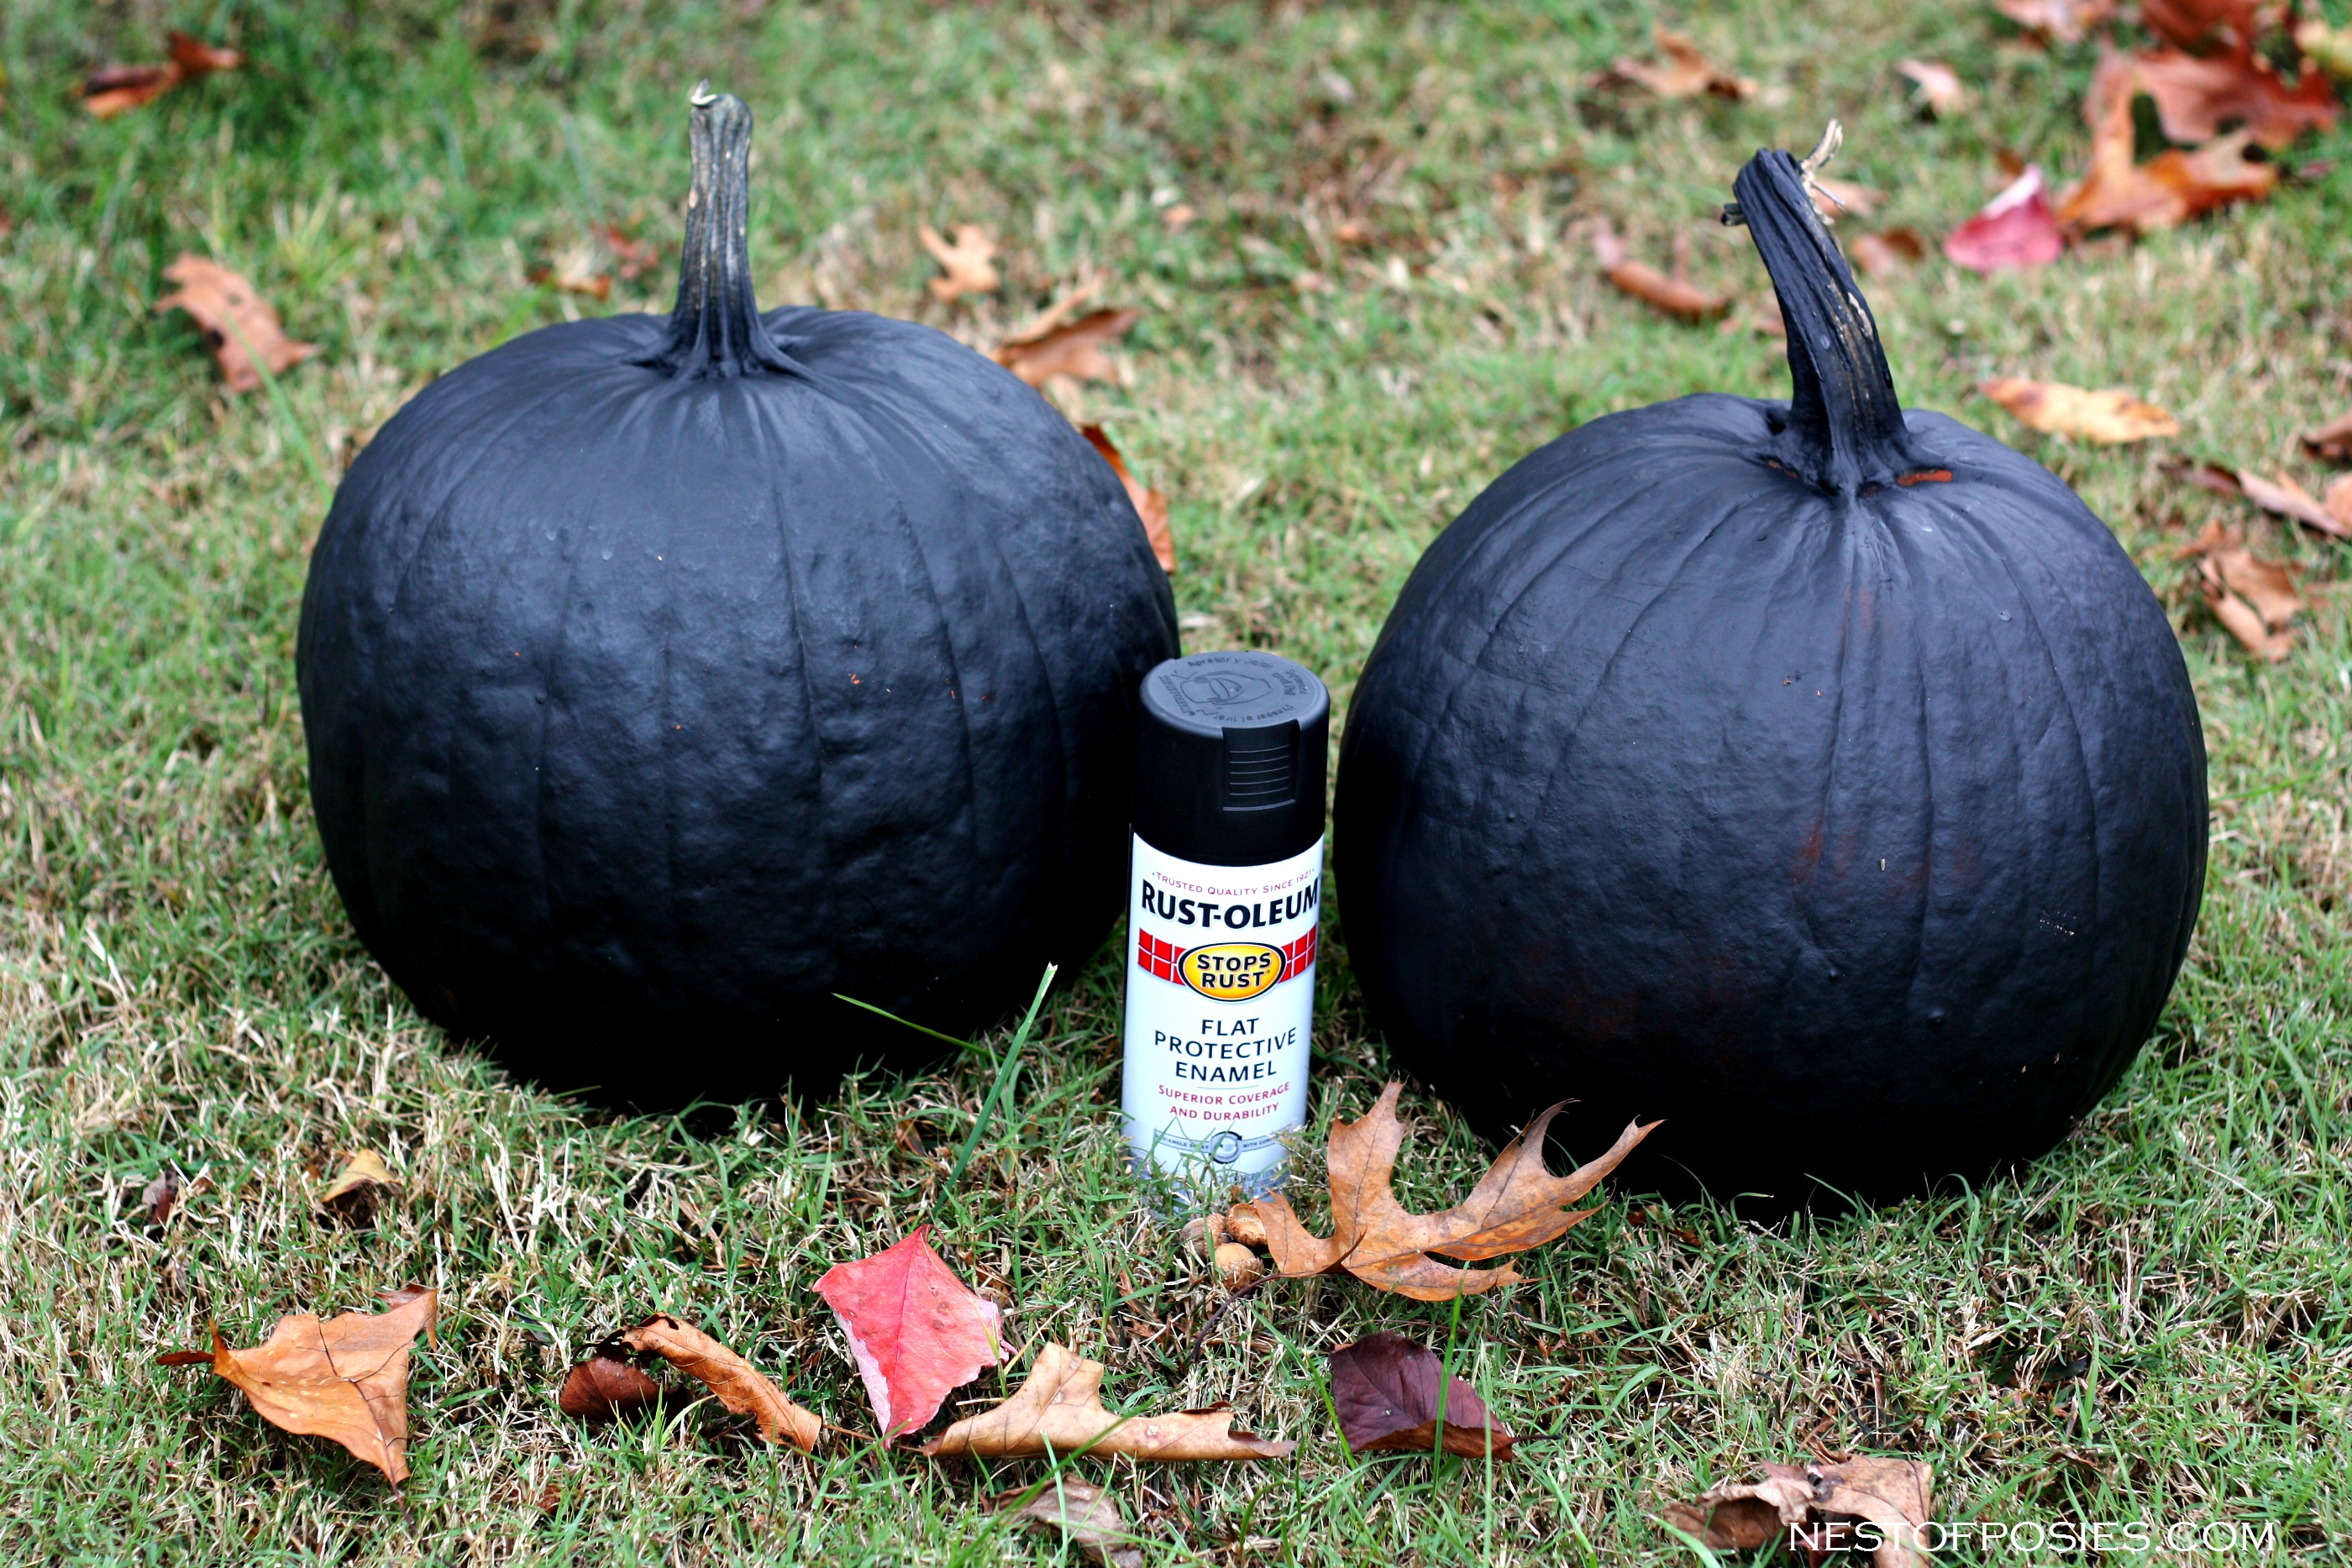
1178 941 1285 1002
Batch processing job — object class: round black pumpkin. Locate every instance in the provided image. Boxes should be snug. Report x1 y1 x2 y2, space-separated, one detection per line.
1335 144 2206 1198
297 90 1177 1097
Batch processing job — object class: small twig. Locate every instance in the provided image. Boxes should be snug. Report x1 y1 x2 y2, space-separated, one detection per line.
1168 1275 1268 1380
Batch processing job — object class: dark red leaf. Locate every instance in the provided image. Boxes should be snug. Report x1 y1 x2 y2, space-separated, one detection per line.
1326 1332 1515 1460
1944 167 2065 273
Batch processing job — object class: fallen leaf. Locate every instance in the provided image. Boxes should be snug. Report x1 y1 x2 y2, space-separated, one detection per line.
1850 228 1928 275
81 32 241 118
1993 0 2118 45
1605 29 1755 101
2134 46 2339 150
1231 1083 1656 1301
2328 475 2352 530
922 1342 1292 1460
2059 54 2277 235
1327 1333 1515 1460
2141 0 2260 55
168 1287 437 1484
813 1225 1004 1442
557 1353 663 1424
1739 292 1787 338
1809 176 1884 222
1666 1457 1934 1568
1002 271 1106 345
1898 58 1969 116
2300 410 2352 464
141 1170 181 1226
615 1314 820 1450
596 223 662 281
996 309 1141 389
999 1479 1145 1568
2302 20 2352 82
155 255 318 395
1977 378 2181 443
2235 469 2352 539
318 1150 399 1221
1593 224 1729 323
1161 202 1198 232
919 223 1000 302
1944 166 2066 271
531 240 611 301
1080 425 1176 574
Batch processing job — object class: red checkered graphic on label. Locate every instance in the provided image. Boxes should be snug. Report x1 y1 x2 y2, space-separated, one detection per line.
1280 927 1318 973
1137 930 1183 982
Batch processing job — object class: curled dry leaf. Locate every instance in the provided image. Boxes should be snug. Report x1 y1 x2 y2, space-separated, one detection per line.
1977 378 2180 443
2140 0 2260 54
141 1169 182 1226
813 1225 1003 1442
2234 469 2352 540
2059 54 2276 236
1944 167 2065 272
1593 224 1729 323
2181 521 2302 660
919 223 1000 302
1081 425 1176 574
1231 1082 1657 1301
2302 411 2352 464
1993 0 2117 45
1000 1479 1145 1568
922 1342 1292 1460
1604 28 1756 100
164 1287 437 1484
1327 1333 1515 1460
532 241 612 301
2133 46 2339 150
318 1150 399 1221
1897 58 1968 117
616 1314 820 1450
558 1353 663 1424
1849 228 1928 276
82 32 241 118
155 255 318 395
996 309 1140 390
1666 1457 1934 1568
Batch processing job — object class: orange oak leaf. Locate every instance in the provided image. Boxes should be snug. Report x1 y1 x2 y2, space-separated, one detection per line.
1604 29 1755 100
2058 54 2277 235
166 1287 437 1484
615 1314 820 1450
2133 47 2339 150
995 308 1140 389
921 1342 1291 1460
920 223 1000 302
1081 425 1175 574
155 255 318 394
82 32 241 118
1977 378 2180 443
813 1225 1004 1442
1231 1083 1656 1301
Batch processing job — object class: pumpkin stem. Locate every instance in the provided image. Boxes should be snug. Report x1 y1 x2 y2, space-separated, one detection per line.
643 84 799 379
1730 137 1918 493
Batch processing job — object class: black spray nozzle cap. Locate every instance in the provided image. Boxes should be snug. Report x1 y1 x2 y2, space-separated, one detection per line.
1131 651 1329 867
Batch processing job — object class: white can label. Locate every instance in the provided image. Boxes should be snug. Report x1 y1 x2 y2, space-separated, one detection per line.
1121 833 1323 1198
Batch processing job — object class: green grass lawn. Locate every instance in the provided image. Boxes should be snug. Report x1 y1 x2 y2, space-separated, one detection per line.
4 1 2349 1562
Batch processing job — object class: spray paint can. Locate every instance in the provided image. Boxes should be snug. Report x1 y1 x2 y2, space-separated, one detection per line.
1124 651 1329 1200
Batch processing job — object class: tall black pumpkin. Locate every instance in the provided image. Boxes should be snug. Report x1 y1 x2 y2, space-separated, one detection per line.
1336 145 2205 1198
297 89 1177 1096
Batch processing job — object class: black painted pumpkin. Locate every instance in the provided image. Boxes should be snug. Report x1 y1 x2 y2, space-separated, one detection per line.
297 90 1177 1097
1335 144 2206 1198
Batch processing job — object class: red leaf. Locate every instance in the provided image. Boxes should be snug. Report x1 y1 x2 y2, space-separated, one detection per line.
2133 46 2339 151
1944 167 2065 273
558 1354 662 1423
1326 1333 1515 1459
813 1225 1004 1441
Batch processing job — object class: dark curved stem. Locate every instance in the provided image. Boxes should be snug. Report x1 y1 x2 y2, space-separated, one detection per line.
1732 147 1915 493
640 84 799 379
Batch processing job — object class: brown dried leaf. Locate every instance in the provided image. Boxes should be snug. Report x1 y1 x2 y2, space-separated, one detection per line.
2327 475 2352 530
1897 58 1969 116
141 1170 181 1226
2302 410 2352 464
1080 425 1175 574
2059 55 2278 234
1849 228 1928 276
2141 0 2260 54
2237 469 2352 538
1809 176 1884 221
1326 1333 1515 1459
81 32 241 118
1809 1457 1935 1568
318 1150 399 1220
1606 29 1756 100
921 1342 1291 1460
616 1314 820 1450
1666 1458 1934 1568
1994 0 2117 45
2134 46 2339 150
155 255 318 395
1593 226 1729 322
1977 378 2181 443
920 223 1000 302
2183 521 2302 659
596 223 662 281
196 1287 437 1484
532 241 612 301
1235 1083 1656 1301
998 1479 1145 1568
1662 1463 1815 1552
996 309 1140 389
558 1353 663 1424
